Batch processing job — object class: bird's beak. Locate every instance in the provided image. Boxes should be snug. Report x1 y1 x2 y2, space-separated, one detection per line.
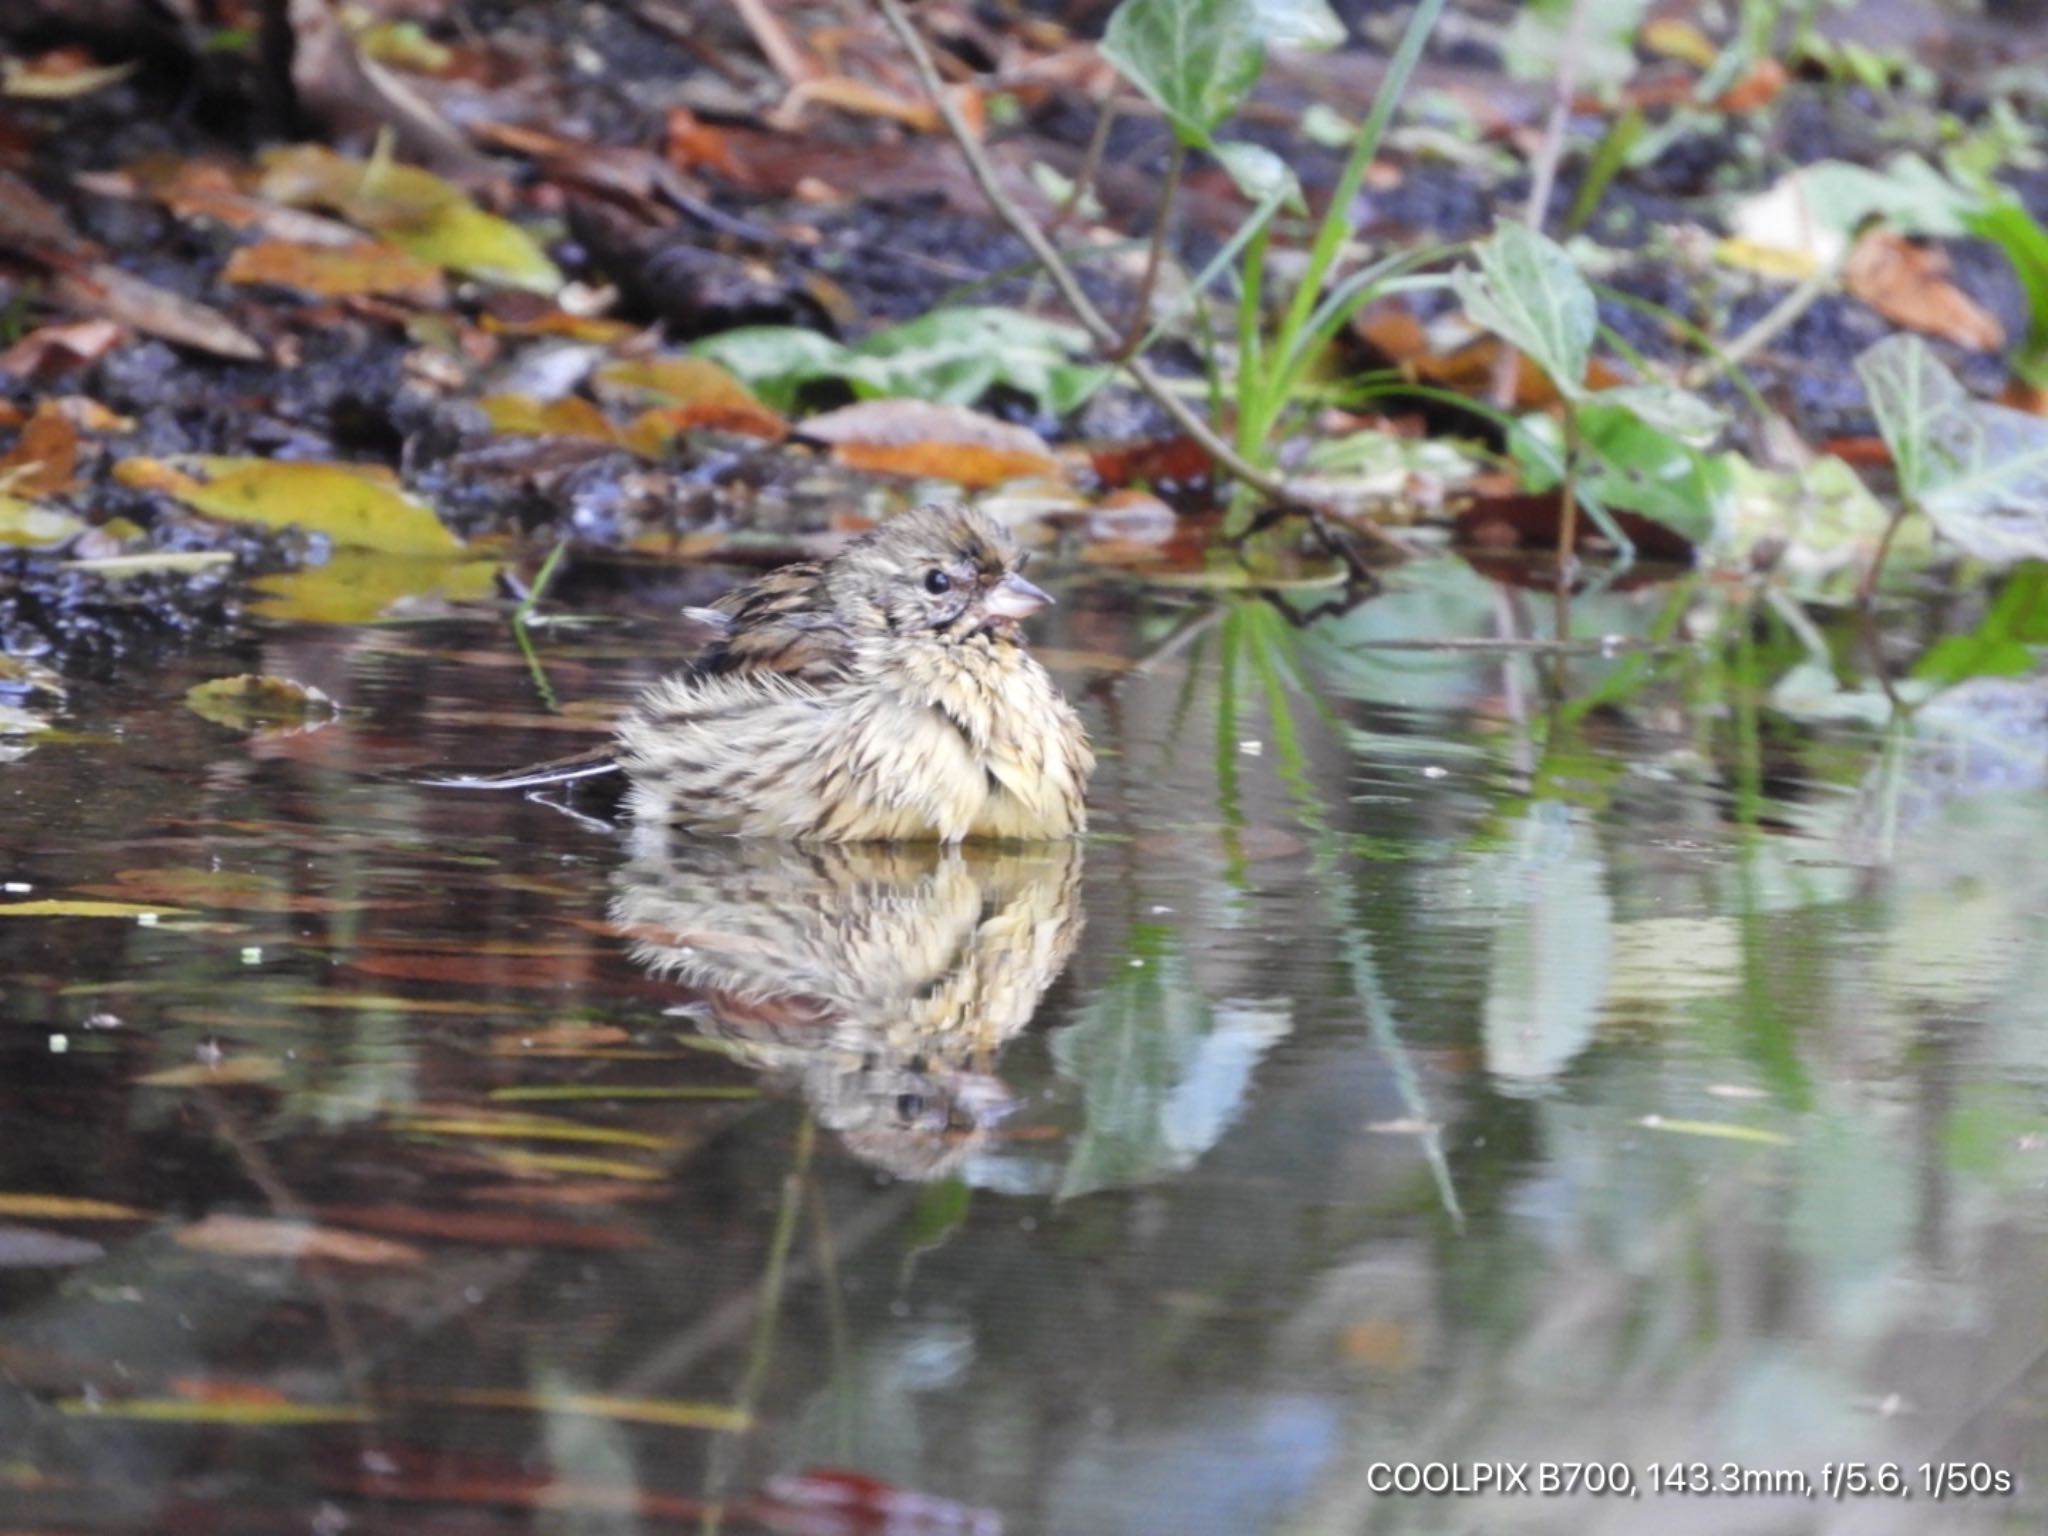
984 571 1053 620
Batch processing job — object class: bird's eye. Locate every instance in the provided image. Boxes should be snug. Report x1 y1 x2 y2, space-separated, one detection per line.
924 569 952 594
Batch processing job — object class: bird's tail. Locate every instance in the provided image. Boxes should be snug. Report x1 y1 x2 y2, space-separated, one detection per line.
421 745 623 791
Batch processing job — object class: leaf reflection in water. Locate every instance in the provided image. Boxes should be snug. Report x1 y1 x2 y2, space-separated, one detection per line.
611 835 1082 1182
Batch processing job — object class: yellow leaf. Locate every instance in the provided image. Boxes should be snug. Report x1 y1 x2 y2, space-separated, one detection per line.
251 549 499 624
137 1058 285 1087
174 1214 423 1266
1714 237 1823 281
1 55 137 100
434 1389 749 1433
0 1194 147 1221
224 239 446 304
114 457 460 556
58 1397 370 1425
394 1116 679 1151
479 394 620 444
186 674 339 732
0 900 191 918
0 495 84 548
1637 1115 1792 1145
258 145 561 294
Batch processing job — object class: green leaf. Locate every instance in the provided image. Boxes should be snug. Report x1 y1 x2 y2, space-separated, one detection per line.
115 457 461 557
0 900 193 918
689 326 856 412
1253 0 1344 49
1101 0 1263 148
1211 141 1304 212
1595 382 1724 446
1504 0 1650 88
1912 563 2048 686
693 308 1103 416
1857 335 2048 563
1576 404 1730 545
1452 223 1596 396
1967 199 2048 386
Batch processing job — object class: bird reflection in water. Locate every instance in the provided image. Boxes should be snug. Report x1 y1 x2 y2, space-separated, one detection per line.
611 834 1083 1181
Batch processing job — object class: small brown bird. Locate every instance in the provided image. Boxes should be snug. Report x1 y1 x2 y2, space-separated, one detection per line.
445 504 1093 841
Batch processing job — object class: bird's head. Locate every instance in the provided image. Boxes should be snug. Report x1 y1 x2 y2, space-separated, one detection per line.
826 503 1052 642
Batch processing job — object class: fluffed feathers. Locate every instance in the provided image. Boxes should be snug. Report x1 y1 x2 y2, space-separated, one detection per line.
618 503 1093 841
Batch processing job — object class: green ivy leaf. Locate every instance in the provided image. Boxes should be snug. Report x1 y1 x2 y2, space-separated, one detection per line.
1101 0 1263 148
1857 335 2048 564
1452 223 1596 396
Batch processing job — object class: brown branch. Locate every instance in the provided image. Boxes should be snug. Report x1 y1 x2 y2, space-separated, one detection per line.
872 0 1410 560
1113 137 1186 359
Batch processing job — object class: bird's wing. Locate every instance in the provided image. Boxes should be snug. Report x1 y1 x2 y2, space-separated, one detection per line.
694 563 855 684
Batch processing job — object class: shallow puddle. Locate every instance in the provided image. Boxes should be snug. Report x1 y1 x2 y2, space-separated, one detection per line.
1 554 2044 1534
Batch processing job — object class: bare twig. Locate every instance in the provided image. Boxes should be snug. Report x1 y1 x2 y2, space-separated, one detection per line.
1113 138 1186 359
1681 254 1841 391
1047 94 1119 237
729 0 819 85
872 0 1410 560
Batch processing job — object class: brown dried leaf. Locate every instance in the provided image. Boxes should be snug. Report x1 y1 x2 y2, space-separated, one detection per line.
0 401 81 498
0 319 125 379
224 238 446 305
1846 229 2005 352
175 1214 424 1266
52 263 264 361
802 400 1063 488
1 49 138 100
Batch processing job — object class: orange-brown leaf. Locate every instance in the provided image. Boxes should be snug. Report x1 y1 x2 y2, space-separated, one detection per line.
225 239 446 304
804 399 1063 488
175 1214 423 1266
1845 230 2005 352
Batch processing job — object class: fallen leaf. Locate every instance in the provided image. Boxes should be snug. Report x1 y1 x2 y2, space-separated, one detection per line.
224 238 446 304
259 144 561 294
185 674 341 733
0 495 84 548
431 1389 747 1433
174 1213 423 1266
478 394 620 444
1 49 137 100
1636 1114 1791 1145
802 399 1063 488
0 399 81 497
251 550 500 623
593 355 786 441
0 899 190 918
0 1194 147 1221
114 456 460 556
78 867 376 914
488 1024 631 1053
59 1396 370 1424
0 318 125 378
51 263 263 361
393 1115 678 1152
1846 229 2005 352
136 1057 285 1087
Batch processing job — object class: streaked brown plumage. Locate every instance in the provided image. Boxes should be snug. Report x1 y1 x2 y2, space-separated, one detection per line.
617 503 1093 841
614 834 1083 1181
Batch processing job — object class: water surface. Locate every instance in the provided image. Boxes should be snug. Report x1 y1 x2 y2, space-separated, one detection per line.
2 555 2043 1534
